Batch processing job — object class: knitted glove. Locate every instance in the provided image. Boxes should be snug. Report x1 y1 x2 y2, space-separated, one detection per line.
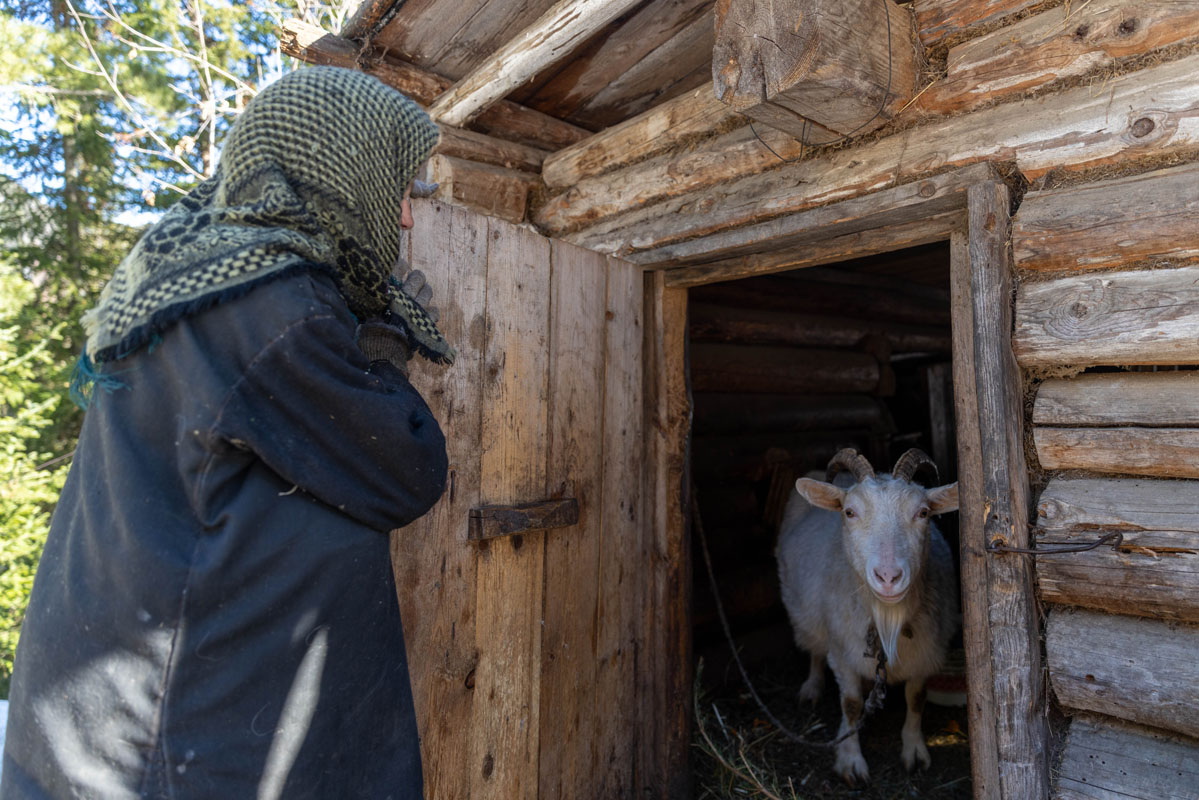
356 321 412 376
392 260 440 324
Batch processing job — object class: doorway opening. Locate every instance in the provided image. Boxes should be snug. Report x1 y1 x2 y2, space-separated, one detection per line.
686 242 972 799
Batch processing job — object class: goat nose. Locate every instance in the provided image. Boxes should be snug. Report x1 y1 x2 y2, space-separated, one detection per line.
873 567 903 586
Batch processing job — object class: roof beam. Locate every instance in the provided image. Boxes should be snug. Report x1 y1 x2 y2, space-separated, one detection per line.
427 0 648 128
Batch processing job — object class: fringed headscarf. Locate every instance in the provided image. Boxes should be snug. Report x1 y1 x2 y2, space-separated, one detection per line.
76 66 453 403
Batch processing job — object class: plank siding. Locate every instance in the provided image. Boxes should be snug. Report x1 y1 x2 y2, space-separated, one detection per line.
1055 714 1199 800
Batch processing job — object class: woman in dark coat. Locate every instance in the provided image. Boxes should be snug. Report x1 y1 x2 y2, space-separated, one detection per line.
1 66 451 799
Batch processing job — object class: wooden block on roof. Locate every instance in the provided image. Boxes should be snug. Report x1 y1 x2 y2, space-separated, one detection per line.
427 155 538 223
712 0 919 142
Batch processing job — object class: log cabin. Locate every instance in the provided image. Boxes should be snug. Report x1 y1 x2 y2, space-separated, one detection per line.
280 1 1199 797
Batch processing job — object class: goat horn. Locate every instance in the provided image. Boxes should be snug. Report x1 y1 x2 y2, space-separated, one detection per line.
825 449 875 483
892 448 939 484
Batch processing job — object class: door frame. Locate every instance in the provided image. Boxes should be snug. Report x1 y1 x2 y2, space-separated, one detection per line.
640 163 1050 799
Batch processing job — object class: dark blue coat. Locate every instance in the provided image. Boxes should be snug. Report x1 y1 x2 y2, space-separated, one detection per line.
1 270 447 799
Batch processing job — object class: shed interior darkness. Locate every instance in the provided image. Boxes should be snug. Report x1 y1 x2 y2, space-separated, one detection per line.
687 242 973 797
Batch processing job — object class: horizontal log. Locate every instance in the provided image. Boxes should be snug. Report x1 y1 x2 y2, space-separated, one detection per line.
629 163 995 268
917 0 1199 115
692 393 887 435
540 82 741 189
690 275 951 327
689 302 951 353
1056 714 1199 800
713 0 918 139
427 155 538 223
542 53 1199 253
913 0 1042 47
436 125 549 172
1034 427 1199 479
691 343 882 395
1014 162 1199 274
1046 608 1199 738
1035 477 1199 623
278 19 588 152
468 498 580 541
1034 371 1199 427
1014 265 1199 368
664 211 961 288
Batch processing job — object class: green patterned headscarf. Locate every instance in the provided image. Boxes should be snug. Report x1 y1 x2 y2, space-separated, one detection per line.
79 66 452 386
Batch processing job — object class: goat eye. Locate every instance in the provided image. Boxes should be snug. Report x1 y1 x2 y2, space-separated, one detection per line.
918 508 930 519
844 508 855 519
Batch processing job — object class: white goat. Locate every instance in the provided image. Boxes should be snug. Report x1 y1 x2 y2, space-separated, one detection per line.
776 448 959 785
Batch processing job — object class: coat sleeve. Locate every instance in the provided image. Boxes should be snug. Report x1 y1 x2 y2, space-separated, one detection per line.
211 310 448 532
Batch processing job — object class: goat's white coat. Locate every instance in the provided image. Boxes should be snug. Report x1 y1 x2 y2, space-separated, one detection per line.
776 472 959 784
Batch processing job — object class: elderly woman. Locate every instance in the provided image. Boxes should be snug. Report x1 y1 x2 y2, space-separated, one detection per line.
1 67 450 799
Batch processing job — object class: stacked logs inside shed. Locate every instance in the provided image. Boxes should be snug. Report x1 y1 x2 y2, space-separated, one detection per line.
690 243 972 798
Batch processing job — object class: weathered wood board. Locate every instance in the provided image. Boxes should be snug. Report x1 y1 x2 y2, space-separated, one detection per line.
1014 265 1199 367
913 0 1042 46
1055 714 1199 800
541 53 1199 253
1014 162 1199 274
1035 477 1199 623
1046 608 1199 738
428 155 538 223
1034 426 1199 478
689 302 951 352
1034 371 1199 426
690 343 882 395
918 0 1199 115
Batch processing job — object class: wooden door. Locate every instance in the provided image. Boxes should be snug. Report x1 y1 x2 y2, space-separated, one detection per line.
390 200 648 799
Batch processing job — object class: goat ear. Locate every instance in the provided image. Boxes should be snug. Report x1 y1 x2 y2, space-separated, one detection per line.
927 482 959 514
795 477 845 511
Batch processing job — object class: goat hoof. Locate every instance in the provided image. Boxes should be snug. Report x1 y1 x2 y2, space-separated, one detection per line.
902 740 931 772
835 753 870 786
798 680 822 705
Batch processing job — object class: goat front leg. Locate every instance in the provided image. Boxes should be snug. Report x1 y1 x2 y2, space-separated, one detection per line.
798 650 825 704
901 679 930 771
829 658 870 785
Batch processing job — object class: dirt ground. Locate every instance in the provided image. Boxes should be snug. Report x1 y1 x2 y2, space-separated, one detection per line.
693 647 973 800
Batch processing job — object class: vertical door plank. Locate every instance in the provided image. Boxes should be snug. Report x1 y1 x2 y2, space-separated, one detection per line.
537 239 608 796
470 220 552 800
950 226 1001 800
637 272 692 798
967 182 1050 798
392 200 487 800
592 256 645 796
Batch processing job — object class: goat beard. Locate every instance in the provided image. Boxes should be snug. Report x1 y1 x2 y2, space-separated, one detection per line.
871 601 907 667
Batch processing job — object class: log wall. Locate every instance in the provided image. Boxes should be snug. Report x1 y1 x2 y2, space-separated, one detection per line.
1009 159 1199 795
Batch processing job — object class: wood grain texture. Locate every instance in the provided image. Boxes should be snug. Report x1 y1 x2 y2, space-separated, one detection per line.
1034 426 1199 478
663 212 960 287
392 200 487 800
428 0 647 126
437 125 550 172
1035 477 1199 623
471 220 552 800
1013 162 1199 274
591 256 645 795
1034 371 1199 426
427 155 538 223
629 162 995 267
1014 265 1199 367
279 19 587 152
913 0 1042 46
692 393 886 434
948 226 1002 800
537 238 608 798
540 81 740 189
518 0 714 122
543 53 1199 251
918 0 1199 115
637 273 691 798
1047 608 1199 738
1055 714 1199 800
468 498 580 540
712 0 918 138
